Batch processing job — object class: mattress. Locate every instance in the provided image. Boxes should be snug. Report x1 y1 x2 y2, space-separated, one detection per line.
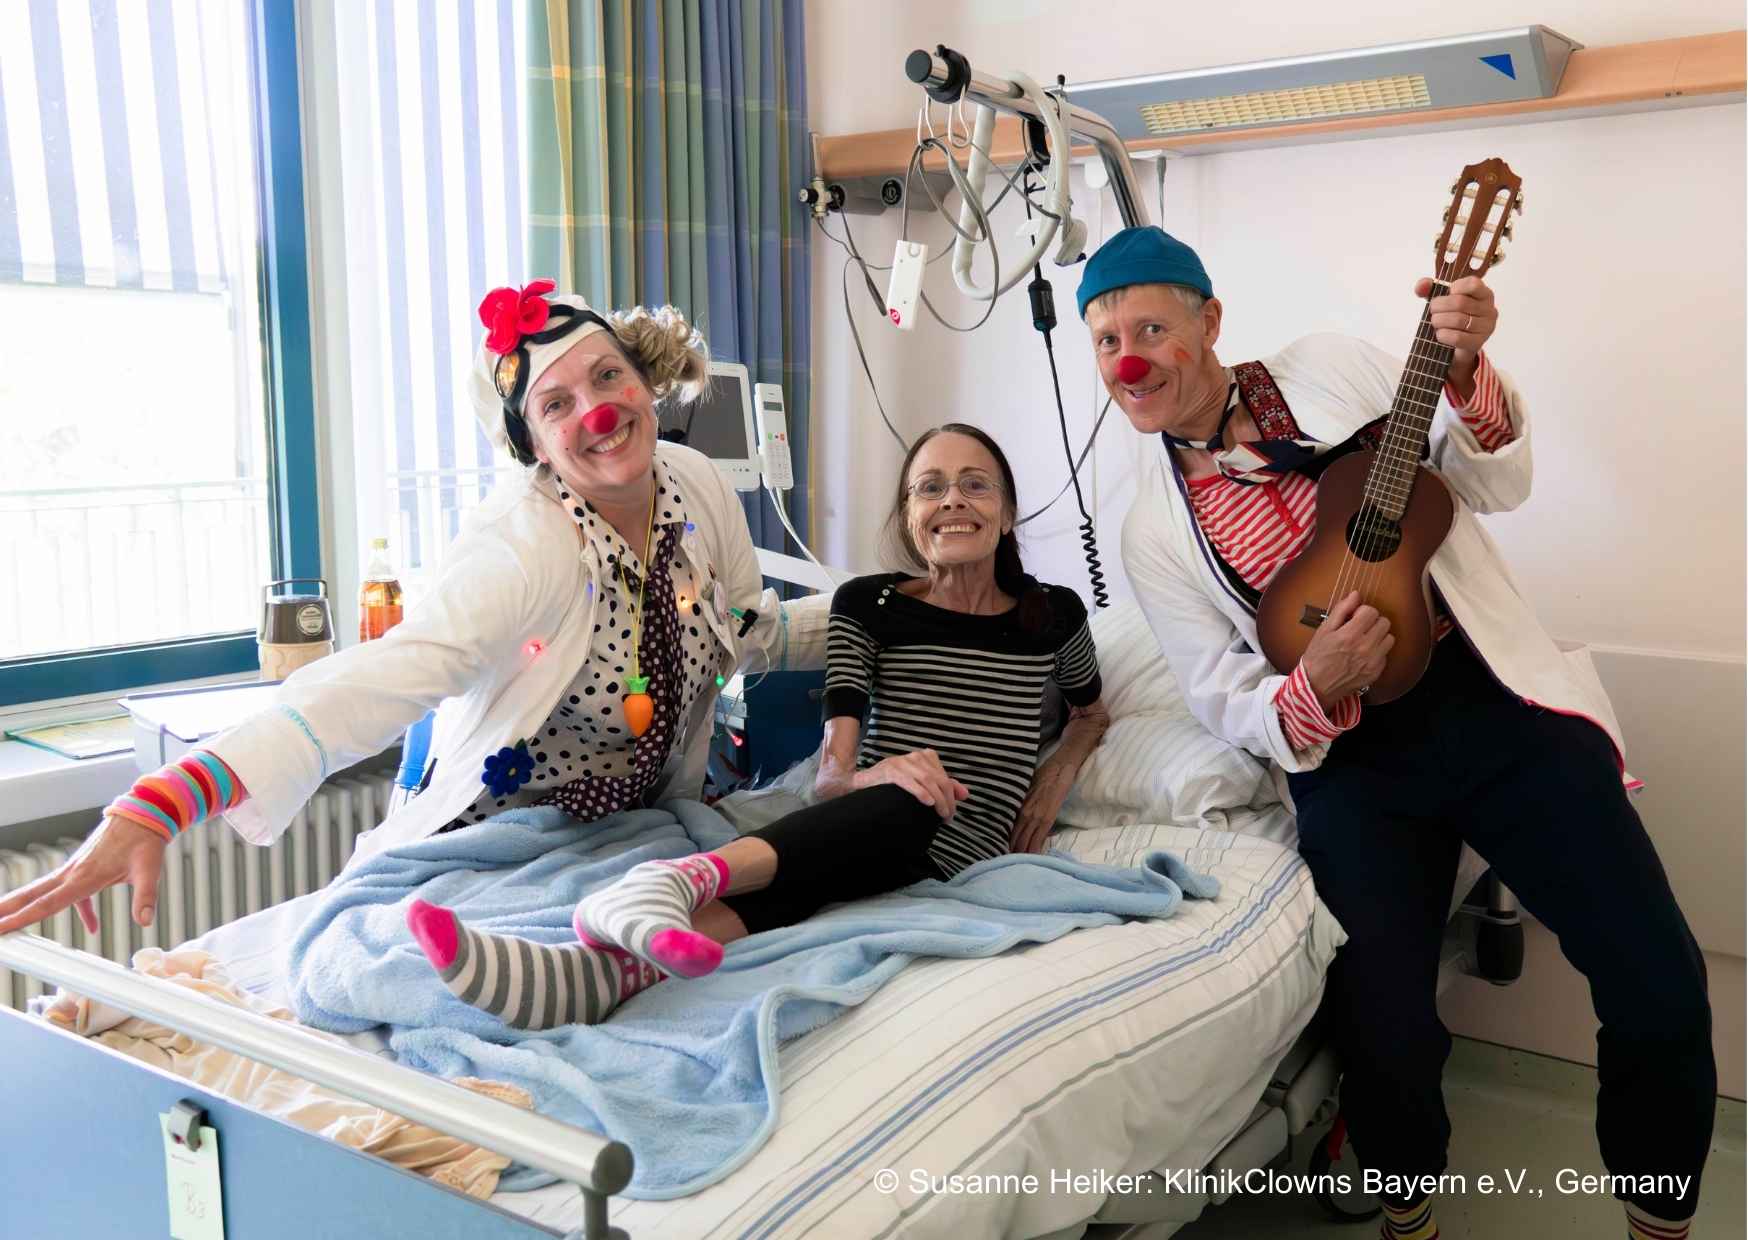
194 817 1341 1239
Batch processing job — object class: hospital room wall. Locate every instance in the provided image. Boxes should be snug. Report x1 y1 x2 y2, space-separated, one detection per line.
804 1 1746 1095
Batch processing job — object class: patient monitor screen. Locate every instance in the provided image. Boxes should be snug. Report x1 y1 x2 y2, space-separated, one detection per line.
658 371 752 463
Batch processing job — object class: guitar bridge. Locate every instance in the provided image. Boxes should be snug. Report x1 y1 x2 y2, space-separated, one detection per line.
1299 604 1327 630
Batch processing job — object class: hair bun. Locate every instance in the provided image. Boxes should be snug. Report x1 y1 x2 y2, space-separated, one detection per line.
608 305 710 404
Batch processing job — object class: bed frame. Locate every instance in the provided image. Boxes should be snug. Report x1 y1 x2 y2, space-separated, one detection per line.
0 871 1519 1240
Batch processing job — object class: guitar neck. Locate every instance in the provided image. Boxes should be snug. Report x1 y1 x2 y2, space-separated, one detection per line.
1365 285 1458 518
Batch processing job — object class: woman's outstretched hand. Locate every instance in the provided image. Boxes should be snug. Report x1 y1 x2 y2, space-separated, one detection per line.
0 814 167 936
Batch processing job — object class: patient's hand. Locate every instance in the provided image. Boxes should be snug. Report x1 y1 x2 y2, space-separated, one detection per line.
0 813 167 936
854 749 970 820
1013 761 1075 854
1012 699 1109 854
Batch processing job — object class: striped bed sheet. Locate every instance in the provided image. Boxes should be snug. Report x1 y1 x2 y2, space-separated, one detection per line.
498 818 1343 1239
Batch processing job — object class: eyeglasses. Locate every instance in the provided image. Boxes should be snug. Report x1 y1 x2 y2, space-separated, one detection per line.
907 473 1002 503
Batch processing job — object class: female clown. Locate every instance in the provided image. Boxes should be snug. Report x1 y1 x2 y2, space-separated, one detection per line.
0 281 828 986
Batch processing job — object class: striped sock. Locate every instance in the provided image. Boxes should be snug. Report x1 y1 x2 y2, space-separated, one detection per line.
1625 1201 1691 1240
1380 1192 1438 1240
406 899 661 1029
573 854 729 978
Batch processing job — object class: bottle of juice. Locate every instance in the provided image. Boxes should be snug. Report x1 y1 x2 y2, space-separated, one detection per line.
358 537 405 641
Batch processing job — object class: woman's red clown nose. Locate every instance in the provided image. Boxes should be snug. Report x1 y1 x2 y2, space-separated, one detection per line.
582 403 619 435
1116 354 1150 385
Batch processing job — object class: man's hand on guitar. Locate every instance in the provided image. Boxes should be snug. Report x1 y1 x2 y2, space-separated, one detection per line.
1415 274 1497 401
1300 591 1394 714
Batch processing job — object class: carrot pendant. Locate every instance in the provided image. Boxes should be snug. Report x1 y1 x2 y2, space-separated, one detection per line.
623 676 653 737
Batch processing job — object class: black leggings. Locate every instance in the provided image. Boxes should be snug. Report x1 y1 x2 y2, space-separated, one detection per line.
717 784 945 934
1287 635 1714 1219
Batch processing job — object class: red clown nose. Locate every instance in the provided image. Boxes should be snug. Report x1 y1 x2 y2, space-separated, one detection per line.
1116 355 1150 386
581 404 620 435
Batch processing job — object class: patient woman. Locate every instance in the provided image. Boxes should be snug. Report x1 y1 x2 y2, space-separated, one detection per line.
409 423 1112 1028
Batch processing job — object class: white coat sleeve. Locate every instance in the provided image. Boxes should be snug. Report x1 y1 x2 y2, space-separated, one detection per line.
1121 489 1330 773
1425 356 1531 514
206 531 538 844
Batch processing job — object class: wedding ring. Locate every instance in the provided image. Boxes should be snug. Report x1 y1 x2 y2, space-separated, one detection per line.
1358 685 1371 696
1464 314 1474 331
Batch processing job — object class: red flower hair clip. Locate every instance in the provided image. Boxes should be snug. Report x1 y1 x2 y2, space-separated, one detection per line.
478 279 556 355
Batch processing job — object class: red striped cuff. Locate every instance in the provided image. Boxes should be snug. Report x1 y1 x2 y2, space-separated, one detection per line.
1445 351 1513 452
1274 663 1362 752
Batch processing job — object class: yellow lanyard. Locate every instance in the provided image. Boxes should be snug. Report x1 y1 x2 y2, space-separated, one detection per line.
616 481 659 733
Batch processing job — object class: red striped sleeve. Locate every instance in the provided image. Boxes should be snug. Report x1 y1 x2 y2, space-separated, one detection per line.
1445 351 1513 452
1273 662 1362 752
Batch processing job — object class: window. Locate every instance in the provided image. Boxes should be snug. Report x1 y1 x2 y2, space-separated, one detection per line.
0 0 315 706
303 0 528 622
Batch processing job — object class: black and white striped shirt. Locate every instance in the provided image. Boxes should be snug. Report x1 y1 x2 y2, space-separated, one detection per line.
823 573 1102 877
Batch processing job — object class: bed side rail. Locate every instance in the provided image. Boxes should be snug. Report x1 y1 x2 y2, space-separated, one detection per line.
0 931 632 1240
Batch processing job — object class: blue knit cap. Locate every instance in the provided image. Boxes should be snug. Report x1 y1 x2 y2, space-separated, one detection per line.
1076 226 1214 318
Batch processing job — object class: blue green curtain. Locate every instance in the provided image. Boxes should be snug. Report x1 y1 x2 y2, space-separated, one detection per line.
525 0 811 555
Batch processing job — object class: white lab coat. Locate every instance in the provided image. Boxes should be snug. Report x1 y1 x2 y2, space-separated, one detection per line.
207 443 828 865
1121 333 1625 775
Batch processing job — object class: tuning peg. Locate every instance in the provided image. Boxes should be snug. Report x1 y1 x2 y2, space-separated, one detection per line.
1513 192 1525 214
1490 251 1506 268
1501 222 1514 241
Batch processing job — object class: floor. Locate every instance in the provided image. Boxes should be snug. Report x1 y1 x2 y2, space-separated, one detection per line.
1175 1038 1746 1239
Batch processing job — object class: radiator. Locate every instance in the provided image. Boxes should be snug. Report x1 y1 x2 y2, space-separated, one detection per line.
0 772 395 1011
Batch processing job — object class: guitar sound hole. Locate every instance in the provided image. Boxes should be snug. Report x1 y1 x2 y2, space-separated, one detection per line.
1344 506 1402 563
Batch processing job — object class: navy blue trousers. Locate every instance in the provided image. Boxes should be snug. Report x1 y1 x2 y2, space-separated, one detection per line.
1287 635 1714 1218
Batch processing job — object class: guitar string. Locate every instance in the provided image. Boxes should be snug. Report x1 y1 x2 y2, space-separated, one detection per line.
1325 209 1492 638
1332 275 1454 624
1348 238 1477 611
1328 216 1479 612
1350 182 1513 607
1332 259 1455 604
1341 279 1456 611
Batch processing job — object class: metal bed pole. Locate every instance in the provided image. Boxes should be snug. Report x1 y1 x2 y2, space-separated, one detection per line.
0 932 632 1240
903 46 1152 230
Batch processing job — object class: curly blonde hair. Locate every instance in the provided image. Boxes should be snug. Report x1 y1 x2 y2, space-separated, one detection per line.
607 305 710 404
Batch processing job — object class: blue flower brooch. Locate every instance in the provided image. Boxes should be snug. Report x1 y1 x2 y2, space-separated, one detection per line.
481 739 535 797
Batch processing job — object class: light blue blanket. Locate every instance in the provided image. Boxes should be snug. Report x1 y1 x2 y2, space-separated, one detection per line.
285 802 1218 1198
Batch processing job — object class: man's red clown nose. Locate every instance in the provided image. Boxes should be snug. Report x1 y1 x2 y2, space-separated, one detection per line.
1116 355 1150 385
581 404 619 435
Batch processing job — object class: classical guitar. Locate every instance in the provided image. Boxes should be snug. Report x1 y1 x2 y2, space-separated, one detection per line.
1255 158 1523 703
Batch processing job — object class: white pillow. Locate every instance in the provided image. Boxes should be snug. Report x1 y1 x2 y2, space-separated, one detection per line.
1053 601 1286 834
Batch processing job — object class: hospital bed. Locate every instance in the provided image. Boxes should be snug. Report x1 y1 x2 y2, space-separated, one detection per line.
0 598 1520 1240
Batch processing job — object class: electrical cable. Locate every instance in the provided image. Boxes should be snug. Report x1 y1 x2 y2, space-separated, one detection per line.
766 485 824 569
815 213 910 452
816 126 1113 529
1022 170 1108 609
815 99 1112 533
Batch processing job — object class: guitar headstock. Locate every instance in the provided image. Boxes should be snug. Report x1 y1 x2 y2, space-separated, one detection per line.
1436 158 1523 282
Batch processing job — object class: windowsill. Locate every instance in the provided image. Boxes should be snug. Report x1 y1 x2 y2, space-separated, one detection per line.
0 670 254 730
0 742 137 830
0 670 261 830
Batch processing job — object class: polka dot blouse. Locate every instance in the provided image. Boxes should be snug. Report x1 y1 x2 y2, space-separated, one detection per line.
446 460 727 828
